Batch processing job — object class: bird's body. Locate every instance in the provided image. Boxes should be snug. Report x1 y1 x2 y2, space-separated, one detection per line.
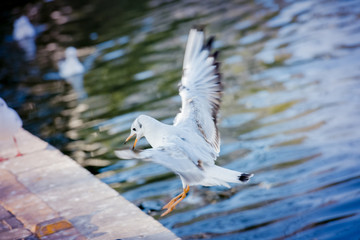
0 98 22 139
0 98 23 160
13 16 36 60
59 47 85 79
13 16 36 41
115 28 253 216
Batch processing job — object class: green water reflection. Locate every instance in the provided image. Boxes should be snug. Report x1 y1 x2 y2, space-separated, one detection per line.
1 0 360 239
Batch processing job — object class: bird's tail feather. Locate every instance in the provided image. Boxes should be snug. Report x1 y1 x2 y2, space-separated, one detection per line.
203 165 254 188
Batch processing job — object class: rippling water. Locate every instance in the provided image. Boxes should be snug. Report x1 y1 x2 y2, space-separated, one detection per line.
1 0 360 239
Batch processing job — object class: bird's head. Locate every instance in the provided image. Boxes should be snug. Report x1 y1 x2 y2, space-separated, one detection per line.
125 116 145 150
0 98 8 109
65 47 77 58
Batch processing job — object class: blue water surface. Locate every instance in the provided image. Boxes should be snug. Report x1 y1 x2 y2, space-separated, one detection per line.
1 0 360 239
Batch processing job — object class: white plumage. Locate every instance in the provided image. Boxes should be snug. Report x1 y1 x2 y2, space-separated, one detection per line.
59 47 85 79
0 98 23 160
115 28 253 216
13 16 36 41
13 16 37 60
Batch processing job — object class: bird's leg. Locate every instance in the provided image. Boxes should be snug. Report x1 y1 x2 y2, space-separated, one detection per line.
162 192 184 210
13 137 22 157
0 137 21 161
162 185 190 209
161 185 190 217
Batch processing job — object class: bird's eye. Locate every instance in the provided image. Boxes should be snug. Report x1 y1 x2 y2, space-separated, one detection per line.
132 128 136 131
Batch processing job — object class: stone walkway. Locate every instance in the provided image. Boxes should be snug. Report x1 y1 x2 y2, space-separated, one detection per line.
0 129 179 240
0 204 38 239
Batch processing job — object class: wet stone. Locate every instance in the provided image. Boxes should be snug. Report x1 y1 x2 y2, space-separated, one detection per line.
5 216 24 229
0 206 11 220
25 235 40 240
0 228 33 239
0 220 11 232
35 217 73 238
0 130 178 239
39 227 86 240
0 205 39 239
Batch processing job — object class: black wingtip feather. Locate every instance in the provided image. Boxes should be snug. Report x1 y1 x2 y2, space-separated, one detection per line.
214 62 220 71
192 24 205 31
180 27 224 152
212 51 219 60
239 173 253 182
204 36 215 50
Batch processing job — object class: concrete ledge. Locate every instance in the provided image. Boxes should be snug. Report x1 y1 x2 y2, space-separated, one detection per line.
0 129 179 240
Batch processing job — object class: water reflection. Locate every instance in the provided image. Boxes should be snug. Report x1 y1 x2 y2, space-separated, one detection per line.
1 0 360 239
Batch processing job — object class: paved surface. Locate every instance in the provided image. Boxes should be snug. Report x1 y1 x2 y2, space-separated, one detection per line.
0 129 179 240
0 204 38 239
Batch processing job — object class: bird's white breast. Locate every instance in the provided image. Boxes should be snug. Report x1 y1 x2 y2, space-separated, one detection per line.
0 108 22 139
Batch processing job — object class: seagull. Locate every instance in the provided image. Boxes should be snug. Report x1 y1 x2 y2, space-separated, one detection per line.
115 27 253 216
13 16 37 60
13 16 36 41
59 47 85 79
0 98 23 161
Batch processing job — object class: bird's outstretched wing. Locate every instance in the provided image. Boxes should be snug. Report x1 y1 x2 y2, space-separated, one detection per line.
173 27 222 153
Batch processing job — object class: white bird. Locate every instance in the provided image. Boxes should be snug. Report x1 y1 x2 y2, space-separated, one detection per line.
115 27 253 216
59 47 85 79
13 16 36 41
13 16 37 60
0 98 23 161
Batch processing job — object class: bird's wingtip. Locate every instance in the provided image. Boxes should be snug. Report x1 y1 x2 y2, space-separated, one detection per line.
192 24 206 32
114 150 123 158
114 149 142 159
115 149 134 159
238 173 254 182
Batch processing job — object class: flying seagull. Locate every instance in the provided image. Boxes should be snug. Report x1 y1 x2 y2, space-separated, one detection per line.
115 27 253 216
0 98 23 161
